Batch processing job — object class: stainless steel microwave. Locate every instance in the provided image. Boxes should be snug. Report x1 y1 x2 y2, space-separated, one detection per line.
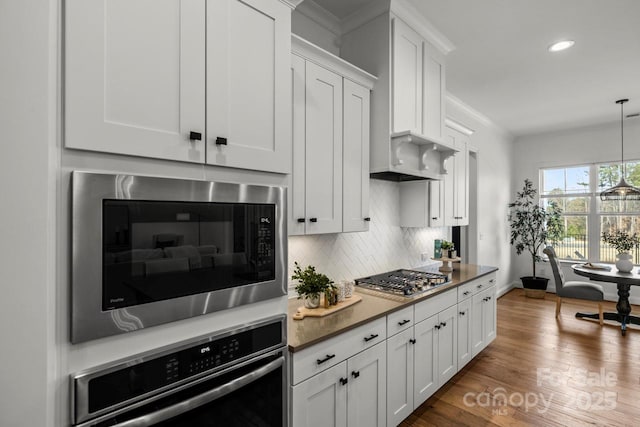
71 172 287 343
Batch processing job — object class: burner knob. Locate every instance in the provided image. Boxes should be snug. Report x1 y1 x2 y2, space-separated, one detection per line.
403 288 412 296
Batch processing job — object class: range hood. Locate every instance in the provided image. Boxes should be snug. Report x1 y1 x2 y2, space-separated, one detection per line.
370 131 457 181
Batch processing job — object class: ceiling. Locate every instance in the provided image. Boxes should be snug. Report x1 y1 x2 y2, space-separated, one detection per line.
309 0 640 137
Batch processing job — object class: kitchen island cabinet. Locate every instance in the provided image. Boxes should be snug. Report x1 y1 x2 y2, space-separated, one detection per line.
288 265 498 426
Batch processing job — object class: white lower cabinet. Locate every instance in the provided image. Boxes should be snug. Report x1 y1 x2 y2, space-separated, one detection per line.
291 272 498 427
292 341 386 427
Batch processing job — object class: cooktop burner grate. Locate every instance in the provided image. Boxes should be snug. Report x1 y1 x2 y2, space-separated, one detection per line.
355 269 450 296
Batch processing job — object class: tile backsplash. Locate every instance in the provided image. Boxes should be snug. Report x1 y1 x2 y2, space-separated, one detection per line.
288 180 447 290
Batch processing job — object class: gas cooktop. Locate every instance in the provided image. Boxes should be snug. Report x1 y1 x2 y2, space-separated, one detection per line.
355 269 451 297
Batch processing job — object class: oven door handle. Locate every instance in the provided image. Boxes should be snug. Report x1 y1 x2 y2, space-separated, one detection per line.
111 355 284 427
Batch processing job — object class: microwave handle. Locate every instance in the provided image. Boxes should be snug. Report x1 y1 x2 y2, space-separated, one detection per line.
111 355 284 427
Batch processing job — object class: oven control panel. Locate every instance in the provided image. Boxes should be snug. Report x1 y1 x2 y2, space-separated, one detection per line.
82 318 284 416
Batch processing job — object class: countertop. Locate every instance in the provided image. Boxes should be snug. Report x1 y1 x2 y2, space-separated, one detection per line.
287 263 498 352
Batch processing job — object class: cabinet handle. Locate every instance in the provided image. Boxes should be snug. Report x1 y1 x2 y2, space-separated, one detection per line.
434 324 441 330
189 131 202 141
398 319 410 326
459 311 466 316
339 377 348 386
364 217 371 222
489 279 495 284
477 284 483 289
297 218 306 223
432 217 438 220
309 218 318 223
364 333 379 342
351 371 360 379
463 291 470 296
316 354 336 365
409 338 416 344
440 321 447 328
215 136 227 145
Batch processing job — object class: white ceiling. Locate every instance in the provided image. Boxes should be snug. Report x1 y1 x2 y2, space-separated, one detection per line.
310 0 640 137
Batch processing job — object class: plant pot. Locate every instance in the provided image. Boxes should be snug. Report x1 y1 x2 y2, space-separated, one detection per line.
303 294 320 309
521 276 549 299
448 250 457 259
615 252 634 273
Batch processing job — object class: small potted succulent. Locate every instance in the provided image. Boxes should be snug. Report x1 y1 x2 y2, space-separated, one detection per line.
292 262 335 308
441 240 456 258
601 230 640 273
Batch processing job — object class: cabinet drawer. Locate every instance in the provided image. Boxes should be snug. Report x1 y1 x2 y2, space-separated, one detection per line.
414 289 457 323
457 273 497 301
291 317 386 385
387 306 414 337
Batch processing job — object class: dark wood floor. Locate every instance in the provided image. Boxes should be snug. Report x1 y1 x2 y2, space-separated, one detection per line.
401 289 640 427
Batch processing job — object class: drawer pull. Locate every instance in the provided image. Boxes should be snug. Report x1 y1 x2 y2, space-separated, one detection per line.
189 131 202 141
463 291 470 296
431 217 438 220
364 333 379 342
409 338 416 344
317 354 336 365
364 217 371 222
434 324 441 330
215 136 227 145
309 218 318 223
398 319 411 326
297 218 306 223
477 284 484 289
489 279 496 284
459 311 466 316
440 321 447 328
339 377 348 386
351 371 360 379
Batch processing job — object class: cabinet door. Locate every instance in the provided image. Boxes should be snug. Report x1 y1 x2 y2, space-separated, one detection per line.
454 137 469 225
304 62 343 234
343 80 371 233
436 305 458 386
422 41 446 142
207 0 291 173
392 18 423 133
347 342 386 427
457 298 473 369
290 54 307 236
386 328 414 427
65 0 205 162
429 180 445 227
483 286 497 345
292 362 348 427
471 291 485 357
413 314 438 408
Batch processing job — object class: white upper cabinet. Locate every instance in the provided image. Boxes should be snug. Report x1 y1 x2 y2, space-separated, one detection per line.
290 36 375 236
444 126 470 226
65 0 292 173
206 0 291 173
65 0 206 163
341 4 453 180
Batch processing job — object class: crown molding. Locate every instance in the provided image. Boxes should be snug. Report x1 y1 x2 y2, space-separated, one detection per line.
341 0 455 55
446 92 513 141
445 118 475 136
295 0 342 36
292 34 377 89
280 0 305 9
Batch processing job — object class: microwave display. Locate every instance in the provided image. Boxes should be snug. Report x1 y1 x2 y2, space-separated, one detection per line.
103 200 276 310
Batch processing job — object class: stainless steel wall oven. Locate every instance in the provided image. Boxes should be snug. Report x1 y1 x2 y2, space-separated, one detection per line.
71 172 287 343
71 315 287 426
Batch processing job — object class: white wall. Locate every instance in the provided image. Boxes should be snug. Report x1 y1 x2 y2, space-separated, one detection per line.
513 118 640 303
446 96 516 296
0 0 56 426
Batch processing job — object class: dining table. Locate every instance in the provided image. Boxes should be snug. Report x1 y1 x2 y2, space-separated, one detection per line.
572 263 640 335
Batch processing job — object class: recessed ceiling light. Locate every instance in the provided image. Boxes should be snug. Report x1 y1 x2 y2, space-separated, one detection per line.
548 40 575 52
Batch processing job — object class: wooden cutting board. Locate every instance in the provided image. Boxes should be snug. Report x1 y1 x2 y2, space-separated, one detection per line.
292 295 362 320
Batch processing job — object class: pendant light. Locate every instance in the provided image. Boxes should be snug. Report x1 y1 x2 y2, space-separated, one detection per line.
599 99 640 201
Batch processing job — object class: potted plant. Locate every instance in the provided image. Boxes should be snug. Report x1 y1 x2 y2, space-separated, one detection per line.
508 179 563 297
601 230 640 273
441 240 456 258
292 262 334 308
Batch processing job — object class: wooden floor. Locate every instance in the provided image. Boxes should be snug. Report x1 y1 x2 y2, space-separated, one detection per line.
401 289 640 427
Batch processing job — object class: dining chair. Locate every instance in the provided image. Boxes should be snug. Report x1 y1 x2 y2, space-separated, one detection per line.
543 246 604 325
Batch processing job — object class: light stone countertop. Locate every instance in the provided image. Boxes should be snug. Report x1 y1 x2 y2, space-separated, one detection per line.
287 263 498 352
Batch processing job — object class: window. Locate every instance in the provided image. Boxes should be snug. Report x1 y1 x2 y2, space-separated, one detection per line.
540 161 640 263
